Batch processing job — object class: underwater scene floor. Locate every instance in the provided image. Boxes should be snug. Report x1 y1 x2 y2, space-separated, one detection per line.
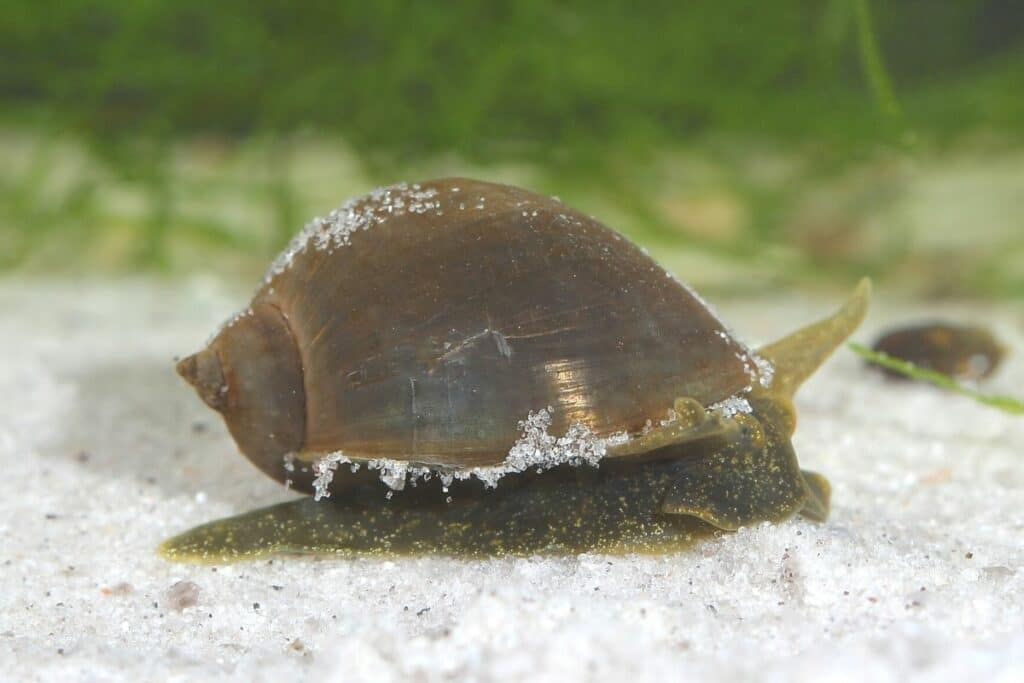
1 278 1021 681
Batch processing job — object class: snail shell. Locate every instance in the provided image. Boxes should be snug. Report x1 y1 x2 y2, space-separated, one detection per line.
179 179 767 490
871 322 1006 381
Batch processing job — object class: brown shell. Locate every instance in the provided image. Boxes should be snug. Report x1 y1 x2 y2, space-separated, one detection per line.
255 178 760 467
871 322 1006 381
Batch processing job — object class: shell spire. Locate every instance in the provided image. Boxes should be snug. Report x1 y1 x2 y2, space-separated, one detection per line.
757 278 871 398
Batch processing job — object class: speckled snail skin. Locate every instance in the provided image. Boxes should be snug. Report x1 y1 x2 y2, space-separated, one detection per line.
164 178 870 562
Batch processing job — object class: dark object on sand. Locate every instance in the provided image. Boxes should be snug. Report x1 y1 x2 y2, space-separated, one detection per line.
871 323 1005 382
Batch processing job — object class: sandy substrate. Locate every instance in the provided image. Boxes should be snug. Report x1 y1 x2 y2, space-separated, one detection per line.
1 278 1021 682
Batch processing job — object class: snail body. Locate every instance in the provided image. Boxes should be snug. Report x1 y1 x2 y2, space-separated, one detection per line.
167 178 869 561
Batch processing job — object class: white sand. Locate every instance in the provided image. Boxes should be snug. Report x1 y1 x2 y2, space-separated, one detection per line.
1 279 1021 682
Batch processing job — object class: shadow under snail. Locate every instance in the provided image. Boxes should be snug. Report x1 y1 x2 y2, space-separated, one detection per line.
164 178 870 562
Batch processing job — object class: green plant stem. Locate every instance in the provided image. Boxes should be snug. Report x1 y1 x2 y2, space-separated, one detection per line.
849 342 1024 416
853 0 902 119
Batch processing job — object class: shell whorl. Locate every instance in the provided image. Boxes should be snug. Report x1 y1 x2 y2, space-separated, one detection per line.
179 301 307 487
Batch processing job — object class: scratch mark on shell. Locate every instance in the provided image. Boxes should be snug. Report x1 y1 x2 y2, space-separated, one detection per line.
491 330 513 359
409 377 419 456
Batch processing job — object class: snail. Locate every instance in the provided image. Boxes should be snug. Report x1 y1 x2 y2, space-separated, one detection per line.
870 322 1006 382
164 178 870 561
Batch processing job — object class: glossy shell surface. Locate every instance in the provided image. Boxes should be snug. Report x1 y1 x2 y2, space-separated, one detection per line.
255 178 765 468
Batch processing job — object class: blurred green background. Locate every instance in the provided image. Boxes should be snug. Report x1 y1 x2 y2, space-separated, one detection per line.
2 0 1023 297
